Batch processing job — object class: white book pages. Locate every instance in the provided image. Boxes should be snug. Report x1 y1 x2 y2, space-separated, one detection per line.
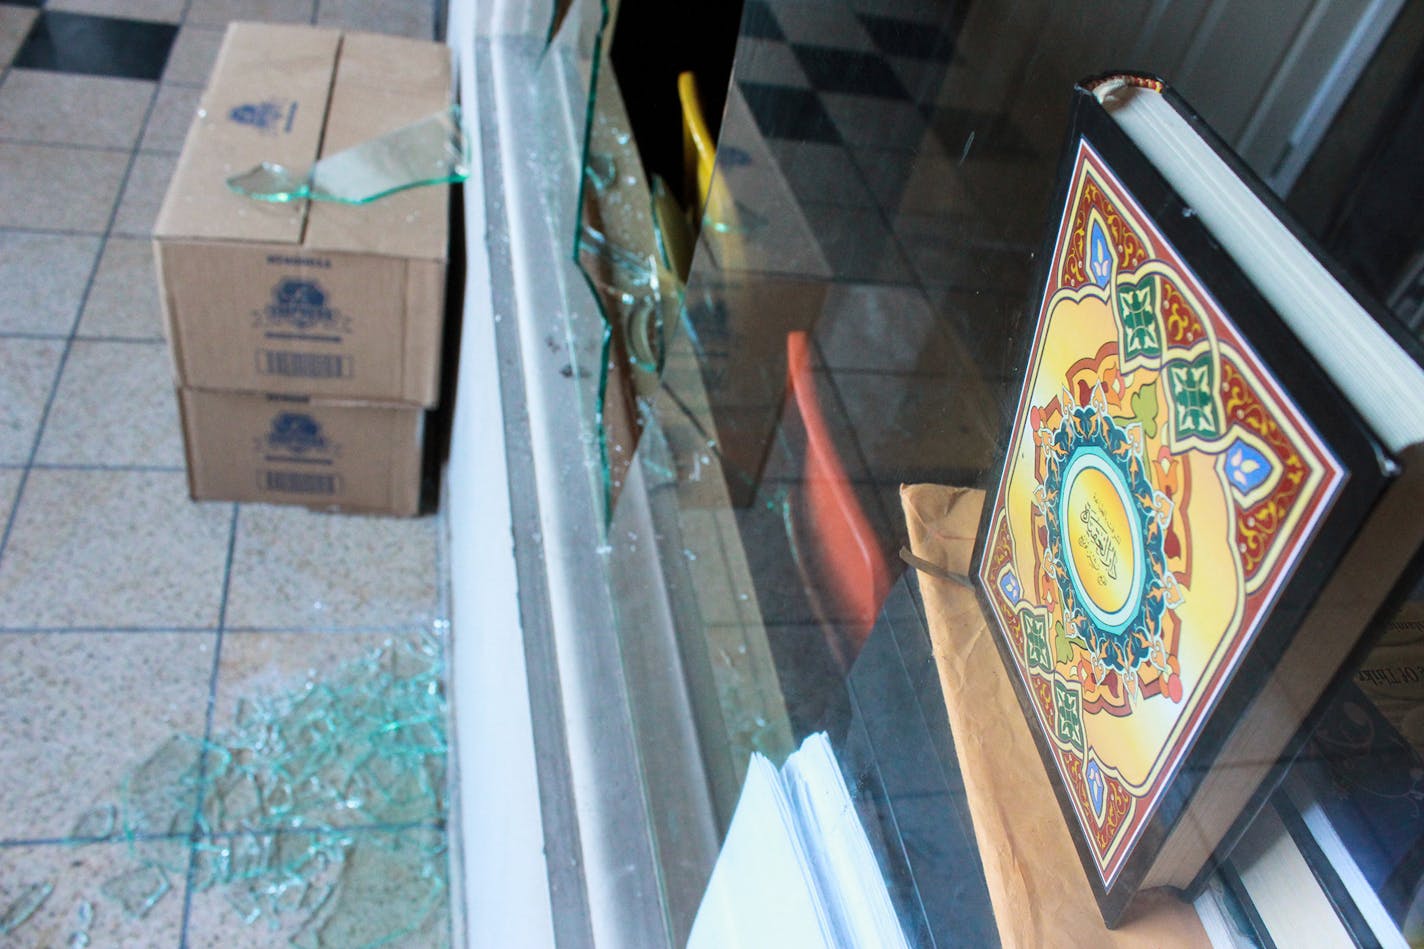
688 733 909 949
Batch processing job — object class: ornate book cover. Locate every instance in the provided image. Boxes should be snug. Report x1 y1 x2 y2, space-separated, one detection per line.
973 77 1415 925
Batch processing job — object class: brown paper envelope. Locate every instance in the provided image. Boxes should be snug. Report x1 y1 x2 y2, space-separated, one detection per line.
900 483 1208 948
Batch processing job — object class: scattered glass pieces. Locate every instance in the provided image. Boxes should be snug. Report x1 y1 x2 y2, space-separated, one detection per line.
289 831 446 949
100 865 170 920
584 152 618 192
67 899 93 948
0 881 53 936
80 635 449 944
228 106 469 204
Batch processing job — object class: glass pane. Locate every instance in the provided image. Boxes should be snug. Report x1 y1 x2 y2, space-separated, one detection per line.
567 0 1424 942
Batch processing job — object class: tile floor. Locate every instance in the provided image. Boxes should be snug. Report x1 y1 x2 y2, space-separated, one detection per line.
0 1 452 946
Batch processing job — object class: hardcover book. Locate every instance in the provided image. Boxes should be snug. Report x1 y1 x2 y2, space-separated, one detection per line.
973 74 1424 925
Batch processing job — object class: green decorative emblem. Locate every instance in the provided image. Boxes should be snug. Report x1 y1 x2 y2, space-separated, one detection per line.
1166 353 1221 440
1116 276 1161 361
1054 679 1086 753
1022 608 1052 674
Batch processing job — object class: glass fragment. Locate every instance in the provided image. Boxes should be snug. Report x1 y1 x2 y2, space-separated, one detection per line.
86 636 449 944
70 804 116 840
100 865 169 919
228 107 469 204
0 881 53 935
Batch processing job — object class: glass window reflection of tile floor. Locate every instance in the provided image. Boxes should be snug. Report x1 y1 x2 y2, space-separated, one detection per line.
0 2 451 946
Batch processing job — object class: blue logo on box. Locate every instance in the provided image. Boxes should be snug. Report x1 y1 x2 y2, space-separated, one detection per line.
262 278 342 331
229 99 298 134
265 413 328 455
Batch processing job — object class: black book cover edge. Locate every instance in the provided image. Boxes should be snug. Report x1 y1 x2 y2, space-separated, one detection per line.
965 71 1420 928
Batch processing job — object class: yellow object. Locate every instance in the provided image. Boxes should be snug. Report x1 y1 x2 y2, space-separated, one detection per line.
677 71 716 212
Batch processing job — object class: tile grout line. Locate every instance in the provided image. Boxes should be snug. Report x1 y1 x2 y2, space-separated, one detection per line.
0 70 168 568
0 137 137 154
0 622 440 634
0 464 187 473
0 830 195 849
177 499 238 949
0 335 168 347
0 819 446 850
172 8 210 924
0 225 109 239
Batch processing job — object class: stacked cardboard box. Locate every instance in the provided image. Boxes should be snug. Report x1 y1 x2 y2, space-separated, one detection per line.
154 23 452 516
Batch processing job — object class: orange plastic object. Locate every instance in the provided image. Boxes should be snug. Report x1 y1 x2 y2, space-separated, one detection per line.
785 331 893 665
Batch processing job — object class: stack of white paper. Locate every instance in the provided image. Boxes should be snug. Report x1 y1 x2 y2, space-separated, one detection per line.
688 732 910 948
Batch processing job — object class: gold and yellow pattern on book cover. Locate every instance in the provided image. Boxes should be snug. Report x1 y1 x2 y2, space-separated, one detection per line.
977 136 1349 892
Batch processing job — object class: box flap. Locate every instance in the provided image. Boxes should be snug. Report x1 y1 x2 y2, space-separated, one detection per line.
155 23 341 245
303 32 452 261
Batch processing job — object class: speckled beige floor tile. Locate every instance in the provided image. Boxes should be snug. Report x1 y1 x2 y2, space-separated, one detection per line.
0 7 38 71
186 0 315 26
0 232 102 335
225 507 439 630
316 0 436 38
0 631 214 839
185 827 450 949
112 150 179 237
162 25 224 86
76 237 166 339
140 83 202 152
36 341 184 467
0 470 231 628
211 631 413 728
0 841 185 945
0 337 64 464
0 143 128 232
0 69 155 149
45 0 187 22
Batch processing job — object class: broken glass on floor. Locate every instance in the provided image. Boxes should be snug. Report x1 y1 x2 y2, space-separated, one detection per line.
81 633 450 946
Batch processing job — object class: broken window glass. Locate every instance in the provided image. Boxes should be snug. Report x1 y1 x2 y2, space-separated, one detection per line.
0 882 53 936
74 633 449 946
228 106 469 204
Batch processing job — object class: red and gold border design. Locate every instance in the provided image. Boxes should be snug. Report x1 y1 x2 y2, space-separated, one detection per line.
977 138 1345 886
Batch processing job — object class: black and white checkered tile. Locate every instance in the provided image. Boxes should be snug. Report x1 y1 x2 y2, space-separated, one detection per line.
731 1 1035 287
735 0 965 147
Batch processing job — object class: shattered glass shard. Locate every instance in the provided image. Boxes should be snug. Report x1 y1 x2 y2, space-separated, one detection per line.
228 106 469 204
584 152 617 192
70 803 117 840
86 635 450 943
100 865 170 920
291 830 446 949
0 881 53 935
67 900 95 949
119 734 203 840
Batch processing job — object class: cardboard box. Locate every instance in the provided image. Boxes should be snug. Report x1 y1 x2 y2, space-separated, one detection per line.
179 388 424 515
155 23 452 406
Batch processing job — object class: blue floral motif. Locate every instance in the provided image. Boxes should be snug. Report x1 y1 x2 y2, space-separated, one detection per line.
1088 218 1112 289
999 569 1022 604
1086 758 1106 816
1224 438 1273 497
